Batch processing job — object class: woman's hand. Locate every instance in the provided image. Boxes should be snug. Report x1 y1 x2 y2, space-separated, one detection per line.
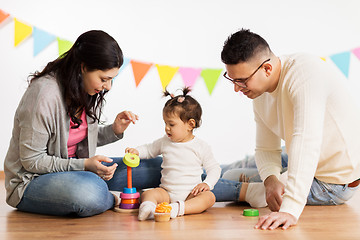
84 155 118 181
112 111 139 135
191 183 210 196
125 147 139 155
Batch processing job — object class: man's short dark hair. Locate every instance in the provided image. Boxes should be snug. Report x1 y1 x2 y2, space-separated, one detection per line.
221 29 271 65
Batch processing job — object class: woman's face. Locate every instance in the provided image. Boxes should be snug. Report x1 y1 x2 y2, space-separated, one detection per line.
82 66 119 95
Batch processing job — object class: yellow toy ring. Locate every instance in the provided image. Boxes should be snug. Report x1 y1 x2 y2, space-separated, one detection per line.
123 153 140 168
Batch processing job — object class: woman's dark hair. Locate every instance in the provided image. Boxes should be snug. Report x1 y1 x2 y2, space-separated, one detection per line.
221 28 271 64
163 87 202 128
29 30 123 128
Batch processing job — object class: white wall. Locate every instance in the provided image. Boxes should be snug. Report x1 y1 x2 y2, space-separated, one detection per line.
1 0 360 170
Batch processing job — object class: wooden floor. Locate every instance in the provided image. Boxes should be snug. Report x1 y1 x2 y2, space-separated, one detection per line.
1 178 360 240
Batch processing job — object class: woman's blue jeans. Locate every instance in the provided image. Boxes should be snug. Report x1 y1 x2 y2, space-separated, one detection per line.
17 171 114 217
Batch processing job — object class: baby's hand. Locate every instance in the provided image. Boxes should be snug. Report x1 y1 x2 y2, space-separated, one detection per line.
125 147 139 156
191 183 210 196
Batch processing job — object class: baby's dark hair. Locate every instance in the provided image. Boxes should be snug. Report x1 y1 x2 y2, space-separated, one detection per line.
163 87 202 128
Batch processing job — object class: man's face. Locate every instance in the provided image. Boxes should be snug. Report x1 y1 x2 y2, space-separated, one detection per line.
225 60 273 99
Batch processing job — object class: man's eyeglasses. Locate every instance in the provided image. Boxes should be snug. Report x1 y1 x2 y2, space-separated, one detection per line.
223 58 271 88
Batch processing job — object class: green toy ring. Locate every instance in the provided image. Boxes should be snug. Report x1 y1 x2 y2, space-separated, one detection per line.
243 209 259 217
123 153 140 168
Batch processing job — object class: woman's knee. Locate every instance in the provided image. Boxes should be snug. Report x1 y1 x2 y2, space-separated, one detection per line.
19 171 113 217
67 172 111 204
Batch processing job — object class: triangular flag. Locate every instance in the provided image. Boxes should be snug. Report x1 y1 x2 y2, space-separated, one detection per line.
130 60 153 87
330 51 351 78
57 37 73 56
14 18 32 47
352 47 360 61
119 57 130 73
0 9 10 24
201 68 223 95
156 64 179 90
320 57 326 61
33 27 56 56
178 67 202 88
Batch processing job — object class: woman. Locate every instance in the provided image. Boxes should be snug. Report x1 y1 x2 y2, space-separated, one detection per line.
4 30 138 217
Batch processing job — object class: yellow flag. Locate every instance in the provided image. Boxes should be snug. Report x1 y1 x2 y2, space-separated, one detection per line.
156 64 179 90
14 18 33 47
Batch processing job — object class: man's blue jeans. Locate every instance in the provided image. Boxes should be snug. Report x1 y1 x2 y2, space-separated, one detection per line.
221 153 359 206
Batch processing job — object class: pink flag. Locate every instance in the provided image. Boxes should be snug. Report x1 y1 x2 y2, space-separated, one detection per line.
178 67 202 88
352 47 360 60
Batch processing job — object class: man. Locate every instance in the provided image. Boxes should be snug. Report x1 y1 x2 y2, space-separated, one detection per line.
221 29 360 230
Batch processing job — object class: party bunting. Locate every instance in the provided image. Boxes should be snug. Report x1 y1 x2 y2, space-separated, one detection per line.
330 52 351 78
0 9 10 24
14 18 32 47
178 67 202 88
2 10 360 95
201 68 223 95
352 47 360 61
57 37 73 56
33 27 56 56
130 60 153 87
156 64 180 90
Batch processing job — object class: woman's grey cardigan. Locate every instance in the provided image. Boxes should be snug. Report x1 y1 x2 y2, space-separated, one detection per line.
4 75 123 207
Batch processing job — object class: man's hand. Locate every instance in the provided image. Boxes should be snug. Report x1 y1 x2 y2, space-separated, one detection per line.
255 212 297 230
264 175 285 211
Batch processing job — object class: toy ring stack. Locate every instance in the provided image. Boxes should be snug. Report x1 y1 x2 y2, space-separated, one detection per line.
114 153 141 213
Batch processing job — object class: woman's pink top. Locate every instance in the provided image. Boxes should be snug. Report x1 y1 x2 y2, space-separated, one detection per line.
67 110 88 158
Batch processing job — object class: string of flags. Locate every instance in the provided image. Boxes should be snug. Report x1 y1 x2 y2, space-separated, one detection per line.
1 9 360 95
